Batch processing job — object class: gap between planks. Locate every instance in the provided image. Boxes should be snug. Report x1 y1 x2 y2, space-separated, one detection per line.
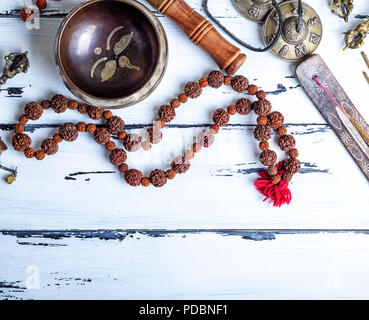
2 229 369 242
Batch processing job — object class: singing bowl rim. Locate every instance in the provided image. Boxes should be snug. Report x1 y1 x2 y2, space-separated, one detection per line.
55 0 168 109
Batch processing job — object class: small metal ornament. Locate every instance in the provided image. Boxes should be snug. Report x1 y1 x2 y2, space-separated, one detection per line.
0 51 29 86
263 1 322 61
330 0 354 23
0 163 17 184
232 0 283 23
344 19 369 51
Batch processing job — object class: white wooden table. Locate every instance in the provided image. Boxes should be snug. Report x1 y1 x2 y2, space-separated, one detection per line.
0 0 369 300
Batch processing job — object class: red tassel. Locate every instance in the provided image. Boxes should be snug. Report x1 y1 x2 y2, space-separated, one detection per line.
254 162 292 207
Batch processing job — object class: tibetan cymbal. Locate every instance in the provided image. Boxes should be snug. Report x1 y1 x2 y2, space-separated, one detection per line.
232 0 283 23
263 1 322 61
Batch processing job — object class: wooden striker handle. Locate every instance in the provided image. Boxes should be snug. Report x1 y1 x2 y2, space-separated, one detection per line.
146 0 246 75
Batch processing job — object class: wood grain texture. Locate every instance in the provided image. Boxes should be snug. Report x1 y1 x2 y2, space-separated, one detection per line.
2 230 369 300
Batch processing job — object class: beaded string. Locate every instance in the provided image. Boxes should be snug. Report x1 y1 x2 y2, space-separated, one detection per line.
11 71 301 206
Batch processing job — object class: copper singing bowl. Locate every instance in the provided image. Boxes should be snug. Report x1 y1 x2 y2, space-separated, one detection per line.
55 0 168 108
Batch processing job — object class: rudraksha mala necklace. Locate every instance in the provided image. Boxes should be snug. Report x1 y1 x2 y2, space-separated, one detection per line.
11 71 301 207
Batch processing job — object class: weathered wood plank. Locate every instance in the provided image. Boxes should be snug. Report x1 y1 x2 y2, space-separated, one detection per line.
2 230 369 300
0 2 368 125
0 123 368 229
0 0 367 230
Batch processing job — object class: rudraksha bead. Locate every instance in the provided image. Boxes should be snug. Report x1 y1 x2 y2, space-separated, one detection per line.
118 131 127 140
87 106 103 120
18 115 28 125
207 71 224 88
282 171 293 182
94 127 111 145
184 150 194 161
231 75 249 93
142 141 152 151
155 119 165 129
41 139 58 155
184 81 202 98
68 100 78 110
24 147 35 158
105 141 116 151
158 105 176 122
78 103 87 114
166 169 176 179
141 177 150 187
76 122 86 132
257 116 268 126
248 84 258 95
40 100 50 109
259 141 269 151
146 127 162 144
86 123 96 134
103 110 113 120
254 99 272 115
283 158 301 174
198 130 215 148
170 98 180 108
268 111 284 129
193 143 201 153
123 133 142 152
178 93 188 103
53 133 62 143
212 108 230 127
210 124 219 134
124 169 143 187
277 126 287 136
224 75 232 85
149 169 167 187
259 150 277 166
25 102 43 120
279 134 296 152
14 124 24 134
199 78 208 88
12 133 31 152
267 164 278 176
51 94 68 113
235 98 251 115
59 123 78 142
35 150 45 160
106 116 125 135
256 90 266 99
171 156 191 174
289 148 299 159
109 148 127 166
271 174 281 185
227 105 237 115
118 163 128 173
254 125 272 141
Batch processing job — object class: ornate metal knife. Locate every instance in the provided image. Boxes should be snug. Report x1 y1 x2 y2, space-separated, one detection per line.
296 54 369 180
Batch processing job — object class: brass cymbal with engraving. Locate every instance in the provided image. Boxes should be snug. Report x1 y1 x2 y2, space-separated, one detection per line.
263 1 322 61
232 0 283 23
